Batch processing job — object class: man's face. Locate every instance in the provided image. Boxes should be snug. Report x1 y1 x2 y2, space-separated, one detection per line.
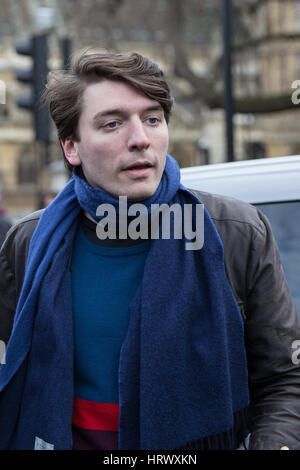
61 79 169 201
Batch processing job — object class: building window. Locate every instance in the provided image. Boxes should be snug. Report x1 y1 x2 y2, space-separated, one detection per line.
245 142 266 160
296 53 300 79
279 0 287 32
18 150 37 184
295 0 300 30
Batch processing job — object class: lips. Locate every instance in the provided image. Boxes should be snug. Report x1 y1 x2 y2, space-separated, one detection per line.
123 161 153 171
123 161 154 178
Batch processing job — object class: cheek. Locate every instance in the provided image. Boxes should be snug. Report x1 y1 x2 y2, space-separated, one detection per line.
158 137 169 160
86 148 116 177
157 126 169 151
80 141 108 166
88 136 122 159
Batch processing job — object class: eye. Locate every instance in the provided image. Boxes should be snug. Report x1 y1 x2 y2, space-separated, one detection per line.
104 121 118 129
146 117 159 125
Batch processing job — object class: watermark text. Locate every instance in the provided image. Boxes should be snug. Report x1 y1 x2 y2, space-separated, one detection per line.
0 340 6 365
291 340 300 364
0 80 5 105
96 197 204 251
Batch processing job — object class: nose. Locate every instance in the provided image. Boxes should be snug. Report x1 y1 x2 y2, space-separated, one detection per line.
127 118 150 152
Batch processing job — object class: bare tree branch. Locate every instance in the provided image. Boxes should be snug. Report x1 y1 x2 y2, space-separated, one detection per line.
167 0 217 103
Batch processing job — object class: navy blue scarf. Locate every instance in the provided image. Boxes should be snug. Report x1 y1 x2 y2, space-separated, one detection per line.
0 155 249 450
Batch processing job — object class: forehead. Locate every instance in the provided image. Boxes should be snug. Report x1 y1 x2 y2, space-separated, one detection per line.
80 79 161 117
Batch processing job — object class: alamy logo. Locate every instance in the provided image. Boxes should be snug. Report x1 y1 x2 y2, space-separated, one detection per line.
0 340 6 365
0 80 5 105
291 340 300 365
34 436 54 450
96 196 205 250
291 80 300 105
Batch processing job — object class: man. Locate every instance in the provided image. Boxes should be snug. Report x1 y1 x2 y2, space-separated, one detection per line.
0 51 299 451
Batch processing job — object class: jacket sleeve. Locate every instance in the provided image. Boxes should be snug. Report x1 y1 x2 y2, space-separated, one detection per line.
0 214 40 349
245 209 300 450
0 237 18 350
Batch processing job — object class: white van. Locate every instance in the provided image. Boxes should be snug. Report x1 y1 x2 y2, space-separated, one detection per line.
181 155 300 317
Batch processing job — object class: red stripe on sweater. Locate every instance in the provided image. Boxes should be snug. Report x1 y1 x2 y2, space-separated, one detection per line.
72 397 119 431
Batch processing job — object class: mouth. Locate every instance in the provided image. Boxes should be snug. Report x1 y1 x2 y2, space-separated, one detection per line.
123 161 154 178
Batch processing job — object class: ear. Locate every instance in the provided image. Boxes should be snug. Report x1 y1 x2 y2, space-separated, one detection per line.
60 138 81 166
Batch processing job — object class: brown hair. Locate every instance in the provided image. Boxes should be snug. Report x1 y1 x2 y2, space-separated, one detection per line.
42 51 173 171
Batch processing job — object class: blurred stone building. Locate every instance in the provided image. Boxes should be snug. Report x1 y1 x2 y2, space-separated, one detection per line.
233 0 300 160
0 0 300 219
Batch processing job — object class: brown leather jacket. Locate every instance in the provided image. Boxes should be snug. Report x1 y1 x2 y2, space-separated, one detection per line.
0 189 300 450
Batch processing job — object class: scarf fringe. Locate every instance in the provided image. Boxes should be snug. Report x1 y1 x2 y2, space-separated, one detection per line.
175 407 249 450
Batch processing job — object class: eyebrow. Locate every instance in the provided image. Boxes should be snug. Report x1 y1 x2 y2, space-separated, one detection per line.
92 104 164 124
